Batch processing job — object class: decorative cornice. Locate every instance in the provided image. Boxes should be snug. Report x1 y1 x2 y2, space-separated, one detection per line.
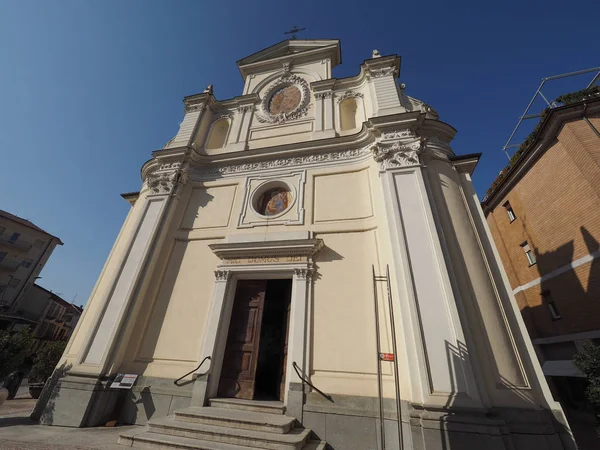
256 74 311 124
190 147 370 177
210 238 324 260
336 90 364 103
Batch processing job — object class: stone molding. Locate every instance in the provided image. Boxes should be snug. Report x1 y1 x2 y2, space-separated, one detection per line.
190 147 370 178
256 74 311 124
209 238 323 260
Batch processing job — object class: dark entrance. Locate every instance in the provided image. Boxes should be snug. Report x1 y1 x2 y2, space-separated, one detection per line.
217 279 292 401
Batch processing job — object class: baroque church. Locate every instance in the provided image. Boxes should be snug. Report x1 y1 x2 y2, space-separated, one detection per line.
37 39 576 450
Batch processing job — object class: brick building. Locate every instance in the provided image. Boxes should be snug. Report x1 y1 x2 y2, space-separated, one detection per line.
482 89 600 422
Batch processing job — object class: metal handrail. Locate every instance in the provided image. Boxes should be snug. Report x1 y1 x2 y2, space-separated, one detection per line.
174 356 211 386
292 361 333 402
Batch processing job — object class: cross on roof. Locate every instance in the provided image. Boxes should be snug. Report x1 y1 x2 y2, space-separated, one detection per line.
284 26 306 40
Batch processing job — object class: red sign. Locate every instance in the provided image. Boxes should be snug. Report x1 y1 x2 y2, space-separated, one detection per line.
380 353 395 362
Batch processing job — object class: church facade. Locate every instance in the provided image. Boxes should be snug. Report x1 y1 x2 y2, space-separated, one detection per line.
39 40 576 450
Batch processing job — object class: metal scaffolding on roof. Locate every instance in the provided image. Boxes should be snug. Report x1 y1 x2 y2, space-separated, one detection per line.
502 67 600 160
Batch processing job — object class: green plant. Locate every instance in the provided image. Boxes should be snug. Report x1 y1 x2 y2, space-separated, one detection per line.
573 340 600 432
29 341 67 384
555 86 600 105
0 327 35 381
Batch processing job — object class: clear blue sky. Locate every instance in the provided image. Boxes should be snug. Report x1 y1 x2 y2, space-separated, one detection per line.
0 0 597 306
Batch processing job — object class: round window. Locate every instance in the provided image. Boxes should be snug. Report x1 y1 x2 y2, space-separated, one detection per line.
254 185 294 217
268 85 301 115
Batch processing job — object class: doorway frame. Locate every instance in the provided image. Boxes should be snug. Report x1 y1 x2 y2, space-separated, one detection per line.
193 234 322 408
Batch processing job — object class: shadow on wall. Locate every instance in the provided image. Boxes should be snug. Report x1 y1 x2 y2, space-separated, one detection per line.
525 226 600 339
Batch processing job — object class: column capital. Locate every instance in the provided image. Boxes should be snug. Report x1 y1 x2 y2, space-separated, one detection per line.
214 270 231 282
371 134 425 171
145 161 188 198
293 267 314 281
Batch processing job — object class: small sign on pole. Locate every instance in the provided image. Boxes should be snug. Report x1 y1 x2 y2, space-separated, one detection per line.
110 373 138 389
379 353 395 362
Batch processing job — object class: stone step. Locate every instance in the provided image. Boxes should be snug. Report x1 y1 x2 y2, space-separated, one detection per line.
148 416 311 450
119 430 258 449
174 406 295 434
208 398 285 415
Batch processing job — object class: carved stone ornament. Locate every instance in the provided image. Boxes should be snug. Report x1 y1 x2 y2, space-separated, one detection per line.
256 74 311 124
371 138 425 170
146 162 187 197
315 91 333 100
191 147 369 177
214 270 230 282
237 104 254 113
336 90 364 103
294 267 313 280
367 67 397 79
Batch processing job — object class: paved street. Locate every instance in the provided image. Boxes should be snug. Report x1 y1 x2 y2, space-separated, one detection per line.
0 397 138 450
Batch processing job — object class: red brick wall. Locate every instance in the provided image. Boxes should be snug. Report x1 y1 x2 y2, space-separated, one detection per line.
486 115 600 339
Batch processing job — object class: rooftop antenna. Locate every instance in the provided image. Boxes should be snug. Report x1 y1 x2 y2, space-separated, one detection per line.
284 25 306 40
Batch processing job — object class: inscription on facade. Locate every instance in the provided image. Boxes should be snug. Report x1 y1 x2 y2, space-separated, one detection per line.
222 255 307 265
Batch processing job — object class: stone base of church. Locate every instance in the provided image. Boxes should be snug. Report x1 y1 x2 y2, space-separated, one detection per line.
117 375 193 426
34 373 119 427
409 403 577 450
301 392 577 450
33 373 193 428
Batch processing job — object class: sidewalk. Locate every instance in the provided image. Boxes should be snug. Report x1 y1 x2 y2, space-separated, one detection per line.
0 398 139 450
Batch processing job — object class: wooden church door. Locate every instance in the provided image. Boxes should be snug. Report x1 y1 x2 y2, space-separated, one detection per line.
217 280 267 399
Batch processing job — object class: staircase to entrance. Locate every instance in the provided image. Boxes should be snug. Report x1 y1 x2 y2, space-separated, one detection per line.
118 397 325 450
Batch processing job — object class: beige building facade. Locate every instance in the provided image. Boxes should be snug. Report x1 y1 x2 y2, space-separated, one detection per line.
0 209 63 326
40 40 576 450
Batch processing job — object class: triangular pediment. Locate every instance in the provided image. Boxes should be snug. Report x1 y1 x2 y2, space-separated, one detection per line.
237 39 340 78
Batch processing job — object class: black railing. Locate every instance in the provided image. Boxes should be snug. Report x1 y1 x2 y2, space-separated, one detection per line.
174 356 211 386
292 361 333 402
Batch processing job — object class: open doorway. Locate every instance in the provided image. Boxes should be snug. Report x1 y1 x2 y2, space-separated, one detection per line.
217 278 292 401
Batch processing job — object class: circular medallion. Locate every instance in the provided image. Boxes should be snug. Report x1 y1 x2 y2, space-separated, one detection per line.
268 85 301 115
257 187 293 216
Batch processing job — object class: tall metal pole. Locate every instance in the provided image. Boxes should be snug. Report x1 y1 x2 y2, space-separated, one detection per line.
386 265 404 449
372 265 386 450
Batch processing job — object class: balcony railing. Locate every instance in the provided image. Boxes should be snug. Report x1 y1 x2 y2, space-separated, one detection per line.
0 236 32 252
0 259 20 272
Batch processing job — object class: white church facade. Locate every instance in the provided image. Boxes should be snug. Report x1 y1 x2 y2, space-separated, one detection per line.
37 39 576 450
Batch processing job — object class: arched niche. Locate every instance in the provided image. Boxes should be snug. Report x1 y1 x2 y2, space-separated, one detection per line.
340 98 359 132
205 118 230 150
